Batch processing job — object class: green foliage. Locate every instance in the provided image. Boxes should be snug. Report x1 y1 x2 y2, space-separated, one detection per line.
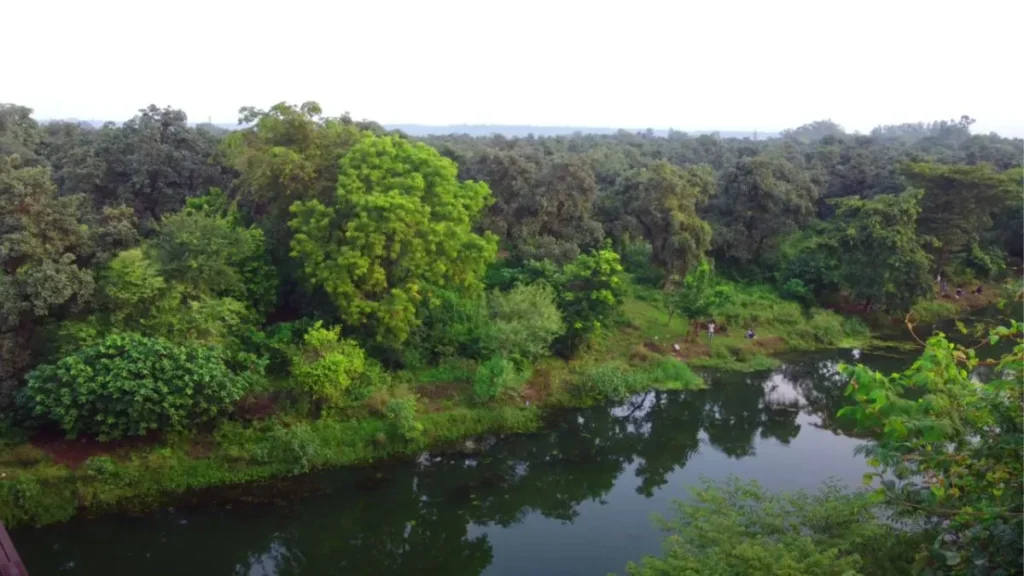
0 156 98 403
289 134 498 345
416 358 478 384
385 395 424 442
570 359 702 403
619 237 666 287
86 249 257 353
613 162 715 279
904 161 1022 267
413 289 492 363
552 247 627 354
839 322 1024 575
621 477 916 576
149 196 277 314
488 281 565 362
290 322 367 410
20 333 250 439
826 191 934 313
664 260 734 330
709 153 817 268
472 356 528 404
774 229 841 307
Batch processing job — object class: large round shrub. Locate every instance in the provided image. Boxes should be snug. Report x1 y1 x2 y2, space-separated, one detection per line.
22 332 249 440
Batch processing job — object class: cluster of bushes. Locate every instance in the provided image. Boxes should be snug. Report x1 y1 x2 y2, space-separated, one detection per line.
570 359 702 403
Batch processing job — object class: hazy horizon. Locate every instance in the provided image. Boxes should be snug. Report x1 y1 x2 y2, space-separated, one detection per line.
4 0 1022 137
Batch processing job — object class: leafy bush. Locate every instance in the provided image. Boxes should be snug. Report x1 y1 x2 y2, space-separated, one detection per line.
385 395 423 442
21 333 250 440
488 281 565 362
620 238 666 287
290 322 367 410
417 358 478 384
622 477 918 576
572 359 703 402
472 356 528 404
839 322 1024 575
413 289 492 362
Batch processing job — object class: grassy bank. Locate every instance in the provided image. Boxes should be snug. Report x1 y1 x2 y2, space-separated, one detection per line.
0 278 1004 529
0 350 703 528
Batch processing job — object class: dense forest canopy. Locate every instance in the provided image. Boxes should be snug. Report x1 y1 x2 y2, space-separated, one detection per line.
1 101 1021 410
2 99 1022 574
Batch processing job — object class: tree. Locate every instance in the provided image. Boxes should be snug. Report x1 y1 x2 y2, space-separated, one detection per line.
615 162 715 282
709 154 817 269
149 190 276 314
622 477 917 576
0 104 42 165
839 322 1023 574
0 157 96 404
664 260 733 338
290 322 367 411
488 281 565 362
903 162 1021 269
221 101 364 226
471 151 603 264
550 247 625 354
825 191 933 313
289 135 498 345
89 105 231 226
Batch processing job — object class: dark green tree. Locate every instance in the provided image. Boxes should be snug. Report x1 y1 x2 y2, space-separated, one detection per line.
825 191 933 312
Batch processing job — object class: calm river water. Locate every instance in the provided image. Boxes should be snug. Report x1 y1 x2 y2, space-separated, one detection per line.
12 349 913 576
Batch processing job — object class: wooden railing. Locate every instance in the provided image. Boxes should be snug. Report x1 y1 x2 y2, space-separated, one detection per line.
0 522 28 576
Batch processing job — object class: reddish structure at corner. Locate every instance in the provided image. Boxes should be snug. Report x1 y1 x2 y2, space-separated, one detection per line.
0 522 28 576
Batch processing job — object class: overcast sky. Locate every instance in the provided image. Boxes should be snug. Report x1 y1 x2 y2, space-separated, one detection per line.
4 0 1022 136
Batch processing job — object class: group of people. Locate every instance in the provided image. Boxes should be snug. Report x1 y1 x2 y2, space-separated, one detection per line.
705 320 756 341
938 273 983 300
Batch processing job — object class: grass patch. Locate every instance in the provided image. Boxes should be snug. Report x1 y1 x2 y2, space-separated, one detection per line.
564 358 704 405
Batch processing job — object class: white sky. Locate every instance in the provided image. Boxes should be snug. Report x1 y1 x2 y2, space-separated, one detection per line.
3 0 1022 136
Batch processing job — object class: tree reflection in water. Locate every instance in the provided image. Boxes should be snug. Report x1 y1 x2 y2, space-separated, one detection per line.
13 351 911 576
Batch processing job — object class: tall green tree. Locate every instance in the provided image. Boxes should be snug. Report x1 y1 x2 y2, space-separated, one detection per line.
0 104 43 165
709 154 817 269
903 161 1021 269
664 260 733 337
614 162 715 282
825 191 933 312
0 157 97 403
88 105 230 226
289 134 497 345
221 102 364 227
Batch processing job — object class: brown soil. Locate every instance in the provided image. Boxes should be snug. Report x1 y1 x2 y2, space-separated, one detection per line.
235 392 280 422
752 335 786 354
522 366 557 405
30 431 161 469
416 382 470 412
665 340 710 361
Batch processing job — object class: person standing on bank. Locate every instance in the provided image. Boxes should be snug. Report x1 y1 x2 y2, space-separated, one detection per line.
708 320 716 341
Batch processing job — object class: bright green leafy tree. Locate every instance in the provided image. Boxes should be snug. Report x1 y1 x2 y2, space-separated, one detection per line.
488 281 565 362
289 134 497 345
838 322 1023 575
551 247 626 354
664 260 734 337
290 322 367 411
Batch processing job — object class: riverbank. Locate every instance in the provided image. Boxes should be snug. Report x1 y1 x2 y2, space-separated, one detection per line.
0 278 1008 529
